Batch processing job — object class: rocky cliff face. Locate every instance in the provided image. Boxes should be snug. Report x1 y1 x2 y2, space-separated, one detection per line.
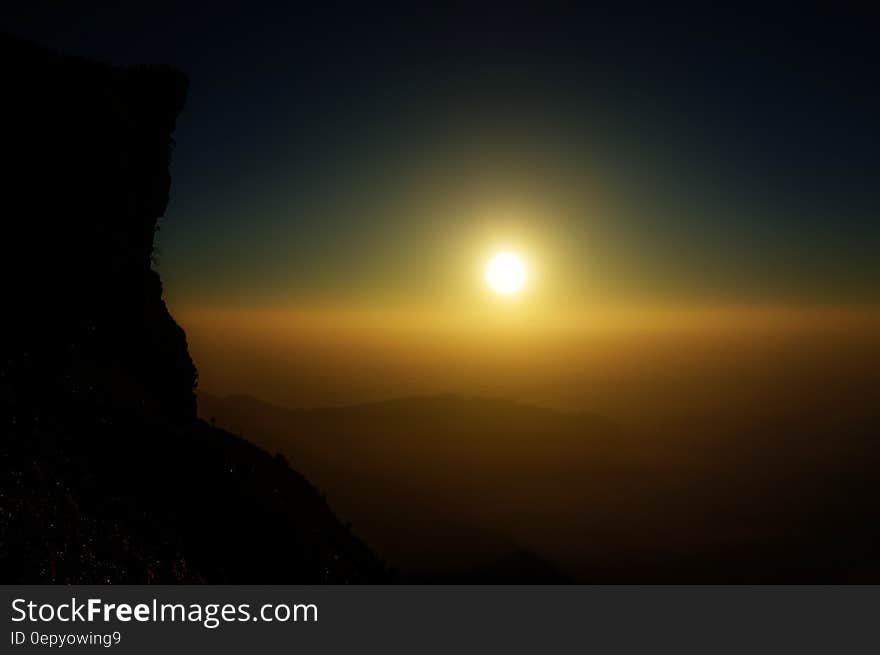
2 34 196 419
0 35 386 583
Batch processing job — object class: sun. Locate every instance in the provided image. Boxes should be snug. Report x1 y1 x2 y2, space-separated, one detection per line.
485 251 527 296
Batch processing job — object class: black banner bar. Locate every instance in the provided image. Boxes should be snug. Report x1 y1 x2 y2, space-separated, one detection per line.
1 586 875 653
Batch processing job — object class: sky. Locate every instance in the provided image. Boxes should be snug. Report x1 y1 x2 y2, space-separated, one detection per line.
4 5 879 409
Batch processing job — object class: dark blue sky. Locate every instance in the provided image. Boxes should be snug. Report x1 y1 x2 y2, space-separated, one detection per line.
4 4 878 306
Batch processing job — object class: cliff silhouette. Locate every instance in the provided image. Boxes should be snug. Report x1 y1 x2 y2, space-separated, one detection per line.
0 34 386 583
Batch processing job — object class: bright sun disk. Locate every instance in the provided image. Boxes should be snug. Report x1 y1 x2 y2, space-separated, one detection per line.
485 252 527 296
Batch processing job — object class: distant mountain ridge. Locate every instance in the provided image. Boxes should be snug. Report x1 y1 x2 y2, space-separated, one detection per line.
199 392 617 442
198 390 880 583
198 391 627 581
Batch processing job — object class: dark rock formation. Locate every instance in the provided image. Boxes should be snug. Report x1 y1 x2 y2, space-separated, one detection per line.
0 34 387 583
2 34 195 419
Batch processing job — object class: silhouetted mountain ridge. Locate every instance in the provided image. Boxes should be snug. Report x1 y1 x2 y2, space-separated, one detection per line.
200 390 880 583
208 392 614 427
199 391 629 581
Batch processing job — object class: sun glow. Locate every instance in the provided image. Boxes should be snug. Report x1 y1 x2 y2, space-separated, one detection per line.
485 252 527 296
